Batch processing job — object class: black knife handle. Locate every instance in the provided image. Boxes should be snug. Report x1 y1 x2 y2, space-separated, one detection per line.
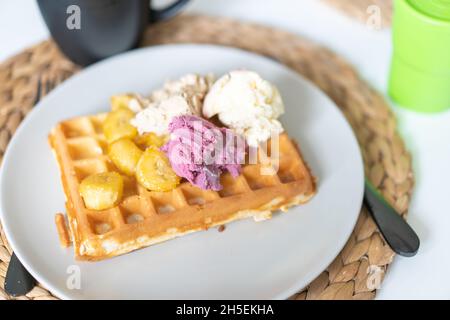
364 181 420 257
4 253 36 297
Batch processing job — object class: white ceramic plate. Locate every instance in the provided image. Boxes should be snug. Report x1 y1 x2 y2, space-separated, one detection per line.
0 45 363 300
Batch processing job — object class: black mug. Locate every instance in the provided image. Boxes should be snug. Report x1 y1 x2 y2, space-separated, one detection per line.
37 0 190 66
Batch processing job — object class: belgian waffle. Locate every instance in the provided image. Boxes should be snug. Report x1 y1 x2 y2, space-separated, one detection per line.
49 114 316 261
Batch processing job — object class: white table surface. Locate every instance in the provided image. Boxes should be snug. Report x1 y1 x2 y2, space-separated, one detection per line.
1 0 449 300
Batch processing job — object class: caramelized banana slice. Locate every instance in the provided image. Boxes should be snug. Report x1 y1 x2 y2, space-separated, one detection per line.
79 172 124 210
134 132 168 149
136 147 180 192
110 94 133 111
103 108 137 143
108 139 143 176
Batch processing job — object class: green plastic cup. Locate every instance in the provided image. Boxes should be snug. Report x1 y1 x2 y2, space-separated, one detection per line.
389 0 450 113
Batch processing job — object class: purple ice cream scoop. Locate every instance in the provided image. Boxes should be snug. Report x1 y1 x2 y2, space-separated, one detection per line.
161 115 246 191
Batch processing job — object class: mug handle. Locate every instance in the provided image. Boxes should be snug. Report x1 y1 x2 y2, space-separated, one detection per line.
149 0 191 22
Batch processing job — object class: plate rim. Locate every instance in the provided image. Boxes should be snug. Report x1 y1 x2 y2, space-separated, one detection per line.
0 43 364 300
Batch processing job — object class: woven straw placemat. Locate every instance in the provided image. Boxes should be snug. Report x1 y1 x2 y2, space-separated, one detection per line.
0 13 412 300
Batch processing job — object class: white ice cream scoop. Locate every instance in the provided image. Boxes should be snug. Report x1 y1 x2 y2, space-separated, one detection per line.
203 70 285 147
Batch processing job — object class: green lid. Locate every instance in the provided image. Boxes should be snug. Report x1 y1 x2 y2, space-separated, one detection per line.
389 0 450 113
408 0 450 21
